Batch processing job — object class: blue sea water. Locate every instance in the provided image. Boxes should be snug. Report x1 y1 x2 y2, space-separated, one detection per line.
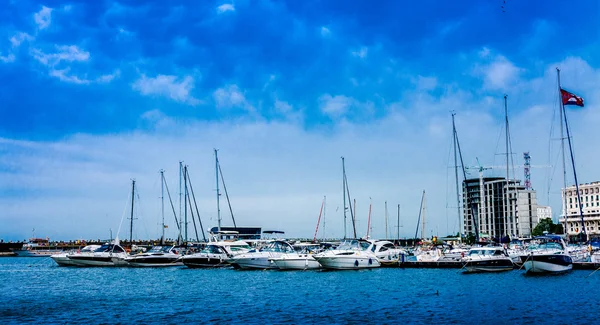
1 257 599 324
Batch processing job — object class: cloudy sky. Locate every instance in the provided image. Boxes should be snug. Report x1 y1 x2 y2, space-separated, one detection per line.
1 0 599 242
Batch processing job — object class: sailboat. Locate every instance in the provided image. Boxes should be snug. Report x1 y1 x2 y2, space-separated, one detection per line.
312 157 380 269
522 69 580 274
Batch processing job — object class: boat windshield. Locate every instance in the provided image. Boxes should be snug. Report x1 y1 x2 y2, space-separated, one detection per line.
336 240 370 251
147 246 172 253
261 241 294 253
468 249 500 256
201 245 226 254
94 244 125 253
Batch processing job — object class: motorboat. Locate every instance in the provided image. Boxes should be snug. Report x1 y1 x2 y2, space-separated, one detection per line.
369 240 407 265
50 245 101 266
67 243 129 267
462 246 514 273
521 235 572 274
312 239 380 270
269 243 322 270
124 245 183 267
228 240 295 270
12 237 63 257
182 240 251 268
414 244 467 262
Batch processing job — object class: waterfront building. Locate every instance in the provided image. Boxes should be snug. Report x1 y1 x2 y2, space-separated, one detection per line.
558 182 600 238
463 177 538 240
537 206 552 221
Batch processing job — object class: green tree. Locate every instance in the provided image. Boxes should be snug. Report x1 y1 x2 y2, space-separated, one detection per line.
532 218 562 236
465 233 476 245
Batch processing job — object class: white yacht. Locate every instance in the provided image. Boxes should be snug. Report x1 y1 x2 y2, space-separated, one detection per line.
51 245 101 266
124 245 183 267
369 240 407 265
228 240 295 269
182 240 251 268
462 246 514 273
522 236 572 274
312 239 380 270
67 243 129 267
269 243 321 270
415 245 467 262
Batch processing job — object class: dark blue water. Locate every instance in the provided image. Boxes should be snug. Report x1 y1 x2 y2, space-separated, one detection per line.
1 257 599 324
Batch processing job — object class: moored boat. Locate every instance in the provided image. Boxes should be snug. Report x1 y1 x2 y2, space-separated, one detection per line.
522 236 572 274
124 245 183 267
51 245 101 266
312 239 380 270
182 240 251 268
462 246 513 273
67 243 129 267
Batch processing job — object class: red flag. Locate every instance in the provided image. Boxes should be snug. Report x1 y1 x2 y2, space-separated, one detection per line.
561 88 584 107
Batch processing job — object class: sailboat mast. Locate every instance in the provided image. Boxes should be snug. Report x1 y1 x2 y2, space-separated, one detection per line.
422 191 426 239
129 179 135 245
160 170 165 242
342 157 347 239
184 165 188 242
557 69 569 240
558 69 587 242
313 196 325 242
504 95 510 240
452 113 462 240
215 149 222 233
366 198 372 239
178 161 183 240
415 190 424 240
397 204 400 240
385 201 389 239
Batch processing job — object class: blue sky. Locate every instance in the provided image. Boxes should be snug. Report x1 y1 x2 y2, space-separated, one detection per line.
1 0 600 241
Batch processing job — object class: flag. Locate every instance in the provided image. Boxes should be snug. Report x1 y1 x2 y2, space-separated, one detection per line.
561 88 584 107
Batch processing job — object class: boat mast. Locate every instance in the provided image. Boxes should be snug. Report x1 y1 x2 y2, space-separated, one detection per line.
178 161 183 241
385 201 389 239
366 198 372 239
558 68 569 240
557 68 587 242
129 179 135 245
313 196 325 242
414 190 425 240
184 165 189 243
342 156 347 239
504 95 511 240
452 113 462 240
422 191 427 239
215 149 222 233
160 170 165 244
397 204 400 241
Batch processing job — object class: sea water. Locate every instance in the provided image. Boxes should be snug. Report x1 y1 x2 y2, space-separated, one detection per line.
1 257 599 324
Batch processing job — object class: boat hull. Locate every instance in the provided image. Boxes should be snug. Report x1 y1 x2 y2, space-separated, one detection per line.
125 256 182 267
51 253 76 266
270 256 321 270
14 249 63 257
67 254 127 267
522 254 572 274
230 257 276 269
182 254 229 268
463 259 514 273
315 256 380 270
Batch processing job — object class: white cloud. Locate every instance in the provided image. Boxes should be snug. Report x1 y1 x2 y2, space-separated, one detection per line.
319 94 355 118
351 46 368 59
96 70 121 83
274 99 292 114
217 3 235 14
49 68 90 84
34 6 53 30
321 26 331 37
0 53 15 63
10 32 34 47
473 48 522 90
133 74 200 105
31 45 90 66
213 84 252 111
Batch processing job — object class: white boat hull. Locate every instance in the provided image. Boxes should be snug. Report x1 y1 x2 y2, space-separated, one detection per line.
14 249 63 257
270 256 321 270
51 253 76 266
231 257 276 269
315 256 380 269
67 254 128 267
523 260 572 274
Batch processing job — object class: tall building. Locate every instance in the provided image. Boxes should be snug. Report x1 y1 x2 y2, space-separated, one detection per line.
558 182 600 238
463 177 538 240
537 206 552 221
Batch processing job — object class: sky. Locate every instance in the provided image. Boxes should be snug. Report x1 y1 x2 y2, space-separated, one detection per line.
1 0 600 242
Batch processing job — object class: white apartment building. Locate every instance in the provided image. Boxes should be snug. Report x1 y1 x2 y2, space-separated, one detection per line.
537 206 552 221
559 182 600 238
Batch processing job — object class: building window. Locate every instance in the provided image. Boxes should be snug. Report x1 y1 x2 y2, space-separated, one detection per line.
585 189 589 194
586 196 589 202
570 198 573 203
